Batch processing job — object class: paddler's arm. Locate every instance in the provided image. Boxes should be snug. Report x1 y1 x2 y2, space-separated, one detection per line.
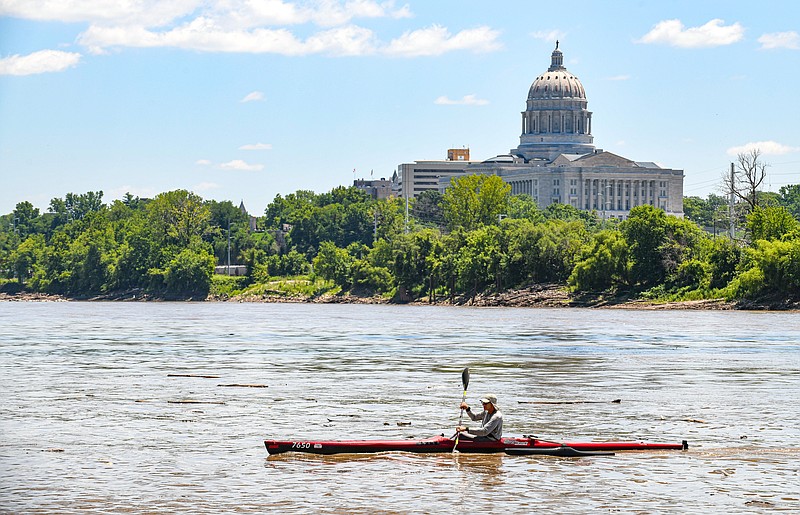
466 412 502 438
459 402 482 421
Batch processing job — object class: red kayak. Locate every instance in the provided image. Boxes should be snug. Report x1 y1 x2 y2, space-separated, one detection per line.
264 435 688 456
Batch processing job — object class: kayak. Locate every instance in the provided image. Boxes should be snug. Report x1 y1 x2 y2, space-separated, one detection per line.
264 435 688 456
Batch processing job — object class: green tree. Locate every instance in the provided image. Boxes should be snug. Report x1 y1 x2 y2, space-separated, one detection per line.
777 184 800 219
163 248 215 296
312 241 353 288
506 194 544 223
621 205 669 287
412 190 444 226
147 190 210 249
705 238 742 289
9 235 45 284
746 206 800 241
443 174 511 231
568 229 629 291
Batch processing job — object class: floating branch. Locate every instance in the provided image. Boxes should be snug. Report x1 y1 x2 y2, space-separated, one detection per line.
519 399 622 405
167 400 226 405
217 384 268 388
167 374 220 379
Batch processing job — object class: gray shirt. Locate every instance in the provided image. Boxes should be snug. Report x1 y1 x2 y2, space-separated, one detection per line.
463 407 503 440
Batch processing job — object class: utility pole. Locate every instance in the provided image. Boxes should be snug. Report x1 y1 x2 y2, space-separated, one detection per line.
227 218 231 275
728 162 735 239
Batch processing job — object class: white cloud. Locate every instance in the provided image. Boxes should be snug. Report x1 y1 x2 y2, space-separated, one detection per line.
239 143 273 150
726 141 800 156
434 94 489 106
637 19 744 48
0 0 410 27
758 31 800 50
384 25 502 57
0 49 81 76
530 30 566 44
78 20 378 56
240 91 264 102
195 159 212 165
220 159 264 171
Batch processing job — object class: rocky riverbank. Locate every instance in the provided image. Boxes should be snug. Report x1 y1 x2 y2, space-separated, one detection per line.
2 286 797 310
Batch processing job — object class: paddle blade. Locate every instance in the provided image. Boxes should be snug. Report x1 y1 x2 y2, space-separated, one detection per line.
461 368 470 391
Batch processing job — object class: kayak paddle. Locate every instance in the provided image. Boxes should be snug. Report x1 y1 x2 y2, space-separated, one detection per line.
453 367 470 453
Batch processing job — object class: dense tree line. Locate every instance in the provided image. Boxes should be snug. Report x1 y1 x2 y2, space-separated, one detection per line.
2 173 800 303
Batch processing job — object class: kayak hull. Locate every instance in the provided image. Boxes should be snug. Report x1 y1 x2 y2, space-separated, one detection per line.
264 436 688 455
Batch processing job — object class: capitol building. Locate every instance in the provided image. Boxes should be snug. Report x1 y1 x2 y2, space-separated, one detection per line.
393 43 684 219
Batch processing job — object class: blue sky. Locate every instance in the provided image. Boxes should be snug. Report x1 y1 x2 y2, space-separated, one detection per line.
1 0 799 216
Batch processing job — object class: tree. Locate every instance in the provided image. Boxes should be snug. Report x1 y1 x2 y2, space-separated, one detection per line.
312 241 353 288
621 205 669 287
746 206 800 242
412 190 445 226
12 201 40 239
777 184 800 219
9 235 45 284
568 229 629 291
147 190 210 249
621 205 705 288
443 174 511 231
723 149 768 213
506 194 544 223
163 248 215 297
62 191 105 221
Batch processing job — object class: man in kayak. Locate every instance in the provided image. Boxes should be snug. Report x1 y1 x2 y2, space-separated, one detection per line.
456 394 503 441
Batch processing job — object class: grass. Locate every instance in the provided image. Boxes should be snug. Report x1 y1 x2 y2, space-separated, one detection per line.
210 273 340 299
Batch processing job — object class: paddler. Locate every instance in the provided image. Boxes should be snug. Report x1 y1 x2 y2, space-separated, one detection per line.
456 394 503 441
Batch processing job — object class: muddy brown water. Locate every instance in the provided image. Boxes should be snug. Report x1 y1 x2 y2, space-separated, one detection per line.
1 303 798 513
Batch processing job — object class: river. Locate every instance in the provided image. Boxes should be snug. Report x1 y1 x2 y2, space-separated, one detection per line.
0 302 798 513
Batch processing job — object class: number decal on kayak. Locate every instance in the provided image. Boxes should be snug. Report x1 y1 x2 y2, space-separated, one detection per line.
291 442 312 449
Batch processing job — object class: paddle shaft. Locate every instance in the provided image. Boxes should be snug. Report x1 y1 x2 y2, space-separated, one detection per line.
453 368 470 452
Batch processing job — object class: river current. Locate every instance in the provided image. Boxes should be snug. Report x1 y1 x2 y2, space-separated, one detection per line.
0 302 798 513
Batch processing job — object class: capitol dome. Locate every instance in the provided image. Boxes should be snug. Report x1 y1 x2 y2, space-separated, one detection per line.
514 42 595 160
527 46 586 100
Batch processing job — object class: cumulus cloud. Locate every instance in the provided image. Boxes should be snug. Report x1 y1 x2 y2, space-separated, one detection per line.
0 49 81 76
0 0 201 26
239 143 273 150
78 20 379 56
0 0 410 27
434 94 489 106
637 19 744 48
758 31 800 50
726 141 799 156
240 91 264 102
384 25 502 57
220 159 264 171
5 0 459 57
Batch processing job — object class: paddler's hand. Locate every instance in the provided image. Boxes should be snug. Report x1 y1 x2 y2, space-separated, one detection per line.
459 402 469 411
456 426 467 433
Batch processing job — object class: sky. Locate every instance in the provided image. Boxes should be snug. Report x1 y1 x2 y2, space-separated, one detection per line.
1 0 799 216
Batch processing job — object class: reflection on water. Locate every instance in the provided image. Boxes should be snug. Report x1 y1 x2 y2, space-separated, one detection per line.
0 302 799 513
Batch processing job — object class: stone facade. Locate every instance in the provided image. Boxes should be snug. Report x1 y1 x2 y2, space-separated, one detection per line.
396 43 684 218
393 150 477 200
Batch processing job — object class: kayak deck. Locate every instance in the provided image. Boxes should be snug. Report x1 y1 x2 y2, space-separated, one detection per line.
264 435 688 456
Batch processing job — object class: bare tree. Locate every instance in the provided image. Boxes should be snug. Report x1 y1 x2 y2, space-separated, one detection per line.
722 148 769 213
